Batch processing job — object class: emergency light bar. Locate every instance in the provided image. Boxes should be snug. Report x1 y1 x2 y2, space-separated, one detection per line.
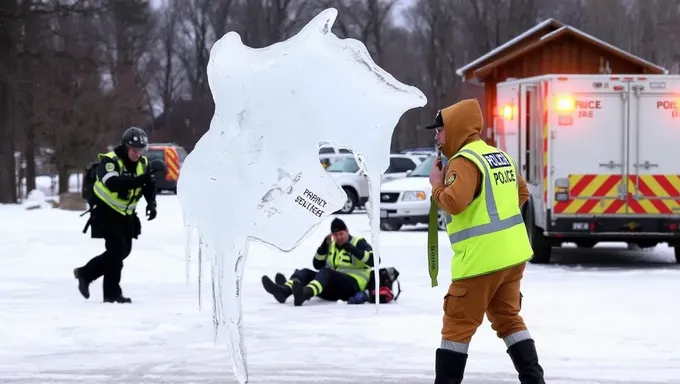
555 95 575 113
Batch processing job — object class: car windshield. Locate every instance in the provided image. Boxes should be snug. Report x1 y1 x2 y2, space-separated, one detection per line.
146 149 164 162
408 155 448 177
325 157 359 173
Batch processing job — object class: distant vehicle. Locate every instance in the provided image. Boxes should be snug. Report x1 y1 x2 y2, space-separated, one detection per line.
146 143 188 194
399 147 437 159
319 153 351 169
325 154 423 214
495 74 680 263
319 146 353 155
379 154 449 231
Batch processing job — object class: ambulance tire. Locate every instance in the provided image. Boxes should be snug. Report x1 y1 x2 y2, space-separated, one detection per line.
525 203 552 264
674 246 680 264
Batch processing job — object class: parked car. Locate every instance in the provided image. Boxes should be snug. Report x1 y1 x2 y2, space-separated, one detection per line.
399 147 437 160
319 146 353 155
325 154 423 214
146 143 188 194
319 153 351 169
379 154 449 231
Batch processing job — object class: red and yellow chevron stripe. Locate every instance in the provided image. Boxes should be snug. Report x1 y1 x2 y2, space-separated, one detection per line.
553 174 680 215
164 147 180 181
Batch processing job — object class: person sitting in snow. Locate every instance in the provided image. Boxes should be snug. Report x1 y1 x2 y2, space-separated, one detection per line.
261 218 375 306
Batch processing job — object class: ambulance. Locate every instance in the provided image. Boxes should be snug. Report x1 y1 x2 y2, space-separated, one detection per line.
494 74 680 263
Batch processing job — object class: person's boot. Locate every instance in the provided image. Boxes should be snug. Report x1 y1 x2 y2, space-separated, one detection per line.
104 295 132 304
73 268 90 299
507 339 545 384
261 275 292 303
291 280 314 306
434 348 467 384
274 273 286 285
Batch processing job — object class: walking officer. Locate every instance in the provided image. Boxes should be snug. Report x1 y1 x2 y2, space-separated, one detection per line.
74 127 158 303
426 99 545 384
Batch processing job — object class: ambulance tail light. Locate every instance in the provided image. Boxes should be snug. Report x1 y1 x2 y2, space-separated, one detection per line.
555 95 575 113
499 104 515 120
554 178 569 201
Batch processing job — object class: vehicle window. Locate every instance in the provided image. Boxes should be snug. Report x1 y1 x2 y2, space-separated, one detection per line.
409 156 433 177
146 149 165 162
386 157 417 173
176 147 188 165
319 147 334 154
339 148 352 153
325 157 359 173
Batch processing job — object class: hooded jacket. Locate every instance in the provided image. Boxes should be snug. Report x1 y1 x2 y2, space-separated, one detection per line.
432 99 530 215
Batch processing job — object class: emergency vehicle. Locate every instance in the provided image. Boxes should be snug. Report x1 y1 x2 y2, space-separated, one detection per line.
146 143 187 194
494 74 680 263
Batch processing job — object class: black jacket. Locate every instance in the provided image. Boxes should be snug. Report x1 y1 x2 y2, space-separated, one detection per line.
89 145 156 239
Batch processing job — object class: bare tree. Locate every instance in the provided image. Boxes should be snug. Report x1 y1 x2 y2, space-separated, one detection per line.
0 0 19 203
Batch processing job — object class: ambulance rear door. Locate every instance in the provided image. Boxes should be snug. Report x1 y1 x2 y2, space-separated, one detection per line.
628 76 680 216
548 76 628 217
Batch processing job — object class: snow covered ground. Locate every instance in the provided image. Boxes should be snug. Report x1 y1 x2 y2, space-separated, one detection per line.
1 195 679 383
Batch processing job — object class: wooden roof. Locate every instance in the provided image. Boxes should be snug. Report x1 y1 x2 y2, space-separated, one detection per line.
457 19 668 82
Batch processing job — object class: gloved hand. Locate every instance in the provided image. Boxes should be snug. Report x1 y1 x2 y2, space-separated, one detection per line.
133 172 153 188
347 291 368 305
336 241 359 256
146 201 157 221
317 235 331 254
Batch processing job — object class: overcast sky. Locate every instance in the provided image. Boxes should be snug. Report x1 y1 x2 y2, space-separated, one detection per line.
149 0 415 28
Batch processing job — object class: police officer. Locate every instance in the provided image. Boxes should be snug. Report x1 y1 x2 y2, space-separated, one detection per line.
261 218 375 306
73 127 157 303
426 99 545 384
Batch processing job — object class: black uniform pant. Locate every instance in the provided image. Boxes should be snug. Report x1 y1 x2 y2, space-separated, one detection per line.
291 267 360 301
79 221 134 299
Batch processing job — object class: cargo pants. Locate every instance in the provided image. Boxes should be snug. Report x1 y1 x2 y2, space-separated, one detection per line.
440 263 532 353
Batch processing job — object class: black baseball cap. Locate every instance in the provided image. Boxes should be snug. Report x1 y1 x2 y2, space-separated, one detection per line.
424 110 444 130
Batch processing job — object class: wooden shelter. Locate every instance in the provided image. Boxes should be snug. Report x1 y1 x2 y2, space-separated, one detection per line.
456 19 668 134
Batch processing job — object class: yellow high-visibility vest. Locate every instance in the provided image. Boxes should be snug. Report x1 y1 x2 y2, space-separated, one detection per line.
445 140 533 280
93 151 148 215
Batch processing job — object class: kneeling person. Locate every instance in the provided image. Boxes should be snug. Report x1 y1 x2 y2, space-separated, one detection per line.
262 218 375 306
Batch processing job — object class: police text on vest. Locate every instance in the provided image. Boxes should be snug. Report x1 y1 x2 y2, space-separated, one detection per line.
493 169 516 185
482 152 511 169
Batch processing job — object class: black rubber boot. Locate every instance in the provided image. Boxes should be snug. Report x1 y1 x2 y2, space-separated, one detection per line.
434 348 467 384
507 339 546 384
274 273 286 285
261 275 292 303
73 268 90 299
104 295 132 303
291 280 314 306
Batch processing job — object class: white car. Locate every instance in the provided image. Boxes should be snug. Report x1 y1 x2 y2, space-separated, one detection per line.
325 154 423 214
379 154 449 231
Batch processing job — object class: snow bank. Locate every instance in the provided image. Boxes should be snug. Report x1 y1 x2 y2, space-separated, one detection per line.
177 7 426 383
22 189 52 210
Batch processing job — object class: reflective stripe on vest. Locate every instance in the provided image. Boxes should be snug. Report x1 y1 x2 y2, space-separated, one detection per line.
444 149 524 242
93 152 147 215
445 141 533 280
327 236 372 288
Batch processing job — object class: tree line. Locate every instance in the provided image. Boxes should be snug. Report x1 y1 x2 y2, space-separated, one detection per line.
1 0 679 203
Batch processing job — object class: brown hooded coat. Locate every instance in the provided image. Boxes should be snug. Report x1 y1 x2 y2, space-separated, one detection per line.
431 99 529 214
433 99 533 346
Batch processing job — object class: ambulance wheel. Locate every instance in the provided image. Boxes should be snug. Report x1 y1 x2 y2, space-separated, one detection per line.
525 204 551 264
674 246 680 264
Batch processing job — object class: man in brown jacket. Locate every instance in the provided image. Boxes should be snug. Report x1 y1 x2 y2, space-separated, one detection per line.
427 99 545 384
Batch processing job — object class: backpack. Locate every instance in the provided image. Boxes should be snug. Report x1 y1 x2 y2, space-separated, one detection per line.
367 267 401 304
81 162 99 204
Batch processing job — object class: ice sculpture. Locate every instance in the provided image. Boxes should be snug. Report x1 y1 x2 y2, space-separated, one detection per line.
177 7 427 383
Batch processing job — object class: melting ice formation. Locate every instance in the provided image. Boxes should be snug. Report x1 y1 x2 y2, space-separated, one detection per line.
177 7 427 384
